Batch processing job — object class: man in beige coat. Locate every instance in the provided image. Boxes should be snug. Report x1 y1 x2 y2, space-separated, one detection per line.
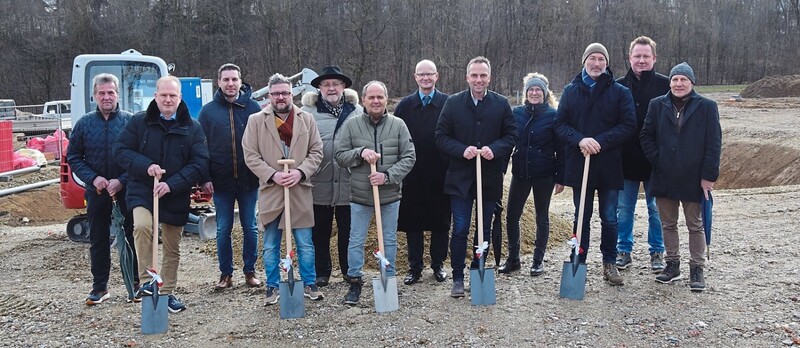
242 73 324 306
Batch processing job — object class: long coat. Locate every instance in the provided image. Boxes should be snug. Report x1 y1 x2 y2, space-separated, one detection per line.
242 104 323 230
616 68 670 181
640 90 721 202
394 89 451 233
554 70 636 190
436 89 517 202
114 100 209 226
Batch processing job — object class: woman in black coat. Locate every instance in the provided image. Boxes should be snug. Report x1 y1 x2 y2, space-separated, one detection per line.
498 73 564 276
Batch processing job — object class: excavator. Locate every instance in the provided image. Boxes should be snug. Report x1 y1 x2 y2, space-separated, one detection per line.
62 49 317 242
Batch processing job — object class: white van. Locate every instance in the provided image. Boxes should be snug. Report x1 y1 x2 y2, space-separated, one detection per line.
0 99 16 120
43 100 71 119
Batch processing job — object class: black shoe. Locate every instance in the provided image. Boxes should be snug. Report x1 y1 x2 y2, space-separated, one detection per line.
497 259 521 274
403 271 422 285
344 277 362 305
689 265 706 292
432 266 448 282
530 261 544 276
656 260 682 284
315 276 329 287
450 280 465 298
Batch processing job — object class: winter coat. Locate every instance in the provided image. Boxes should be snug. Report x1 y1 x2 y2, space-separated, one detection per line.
640 90 721 202
114 100 209 226
554 70 636 190
198 83 261 192
436 89 517 202
616 68 670 181
394 89 451 233
67 105 132 193
334 111 416 206
511 103 564 183
300 89 363 206
242 104 323 230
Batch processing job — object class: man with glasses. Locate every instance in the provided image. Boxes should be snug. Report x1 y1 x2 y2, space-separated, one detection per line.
242 73 324 306
394 60 450 285
198 63 263 291
301 66 363 286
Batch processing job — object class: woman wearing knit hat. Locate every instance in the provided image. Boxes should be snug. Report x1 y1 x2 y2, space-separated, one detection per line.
498 73 564 277
640 62 721 292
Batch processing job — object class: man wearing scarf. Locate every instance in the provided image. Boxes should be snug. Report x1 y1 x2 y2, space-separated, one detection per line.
242 73 324 306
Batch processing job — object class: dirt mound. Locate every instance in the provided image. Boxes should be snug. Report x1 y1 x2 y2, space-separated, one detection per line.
718 142 800 189
0 184 77 226
740 75 800 98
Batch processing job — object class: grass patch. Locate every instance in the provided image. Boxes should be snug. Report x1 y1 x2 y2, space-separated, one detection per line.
695 84 748 94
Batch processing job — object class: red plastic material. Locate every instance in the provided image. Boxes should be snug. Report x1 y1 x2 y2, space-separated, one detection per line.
60 155 87 209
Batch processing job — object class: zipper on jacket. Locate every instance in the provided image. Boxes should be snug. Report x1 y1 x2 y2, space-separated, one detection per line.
229 105 238 179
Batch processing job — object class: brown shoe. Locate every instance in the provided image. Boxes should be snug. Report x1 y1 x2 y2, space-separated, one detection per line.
215 274 233 290
603 263 625 286
245 272 262 287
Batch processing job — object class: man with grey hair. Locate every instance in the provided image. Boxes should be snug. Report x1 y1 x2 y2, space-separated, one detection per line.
115 75 209 313
68 73 138 305
335 80 416 305
394 59 450 285
243 73 325 306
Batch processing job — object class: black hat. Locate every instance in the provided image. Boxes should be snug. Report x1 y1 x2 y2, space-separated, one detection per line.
311 65 353 88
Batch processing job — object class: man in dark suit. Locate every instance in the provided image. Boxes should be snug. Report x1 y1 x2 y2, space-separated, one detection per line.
395 59 450 285
436 56 517 298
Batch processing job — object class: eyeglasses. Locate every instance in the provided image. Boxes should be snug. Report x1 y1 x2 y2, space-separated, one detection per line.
415 72 437 77
269 91 292 98
320 82 343 89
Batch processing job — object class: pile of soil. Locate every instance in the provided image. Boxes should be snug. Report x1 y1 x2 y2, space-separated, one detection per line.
741 75 800 98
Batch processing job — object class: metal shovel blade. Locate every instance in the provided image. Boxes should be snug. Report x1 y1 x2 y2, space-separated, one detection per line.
279 269 305 319
559 260 587 300
141 285 168 334
469 256 496 306
372 275 399 313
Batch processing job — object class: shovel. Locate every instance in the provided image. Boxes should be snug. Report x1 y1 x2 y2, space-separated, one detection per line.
470 151 496 306
370 161 399 313
559 154 590 300
277 159 305 319
142 171 168 335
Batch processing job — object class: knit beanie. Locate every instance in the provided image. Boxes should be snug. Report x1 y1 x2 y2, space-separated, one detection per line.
524 77 549 98
669 62 696 84
582 43 609 64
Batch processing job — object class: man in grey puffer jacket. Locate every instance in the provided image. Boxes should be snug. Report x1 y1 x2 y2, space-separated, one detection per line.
335 81 416 305
301 65 364 286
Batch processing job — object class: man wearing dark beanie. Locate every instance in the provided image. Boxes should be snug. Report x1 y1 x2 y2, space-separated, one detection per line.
640 62 721 292
555 43 636 287
614 36 670 274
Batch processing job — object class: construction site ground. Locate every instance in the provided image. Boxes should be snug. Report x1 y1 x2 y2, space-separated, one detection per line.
1 91 799 346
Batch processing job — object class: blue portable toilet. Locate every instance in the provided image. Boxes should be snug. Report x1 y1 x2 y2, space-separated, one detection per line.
179 77 203 119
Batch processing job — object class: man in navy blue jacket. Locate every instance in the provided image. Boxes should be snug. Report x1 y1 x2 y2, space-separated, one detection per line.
199 64 263 291
68 73 137 305
554 43 636 286
436 56 517 298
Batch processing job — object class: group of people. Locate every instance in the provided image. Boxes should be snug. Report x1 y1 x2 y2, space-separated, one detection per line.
67 35 721 313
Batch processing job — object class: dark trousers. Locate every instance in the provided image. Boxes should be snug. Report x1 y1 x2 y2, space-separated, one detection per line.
571 187 619 264
87 190 137 292
312 204 351 278
405 228 449 273
449 195 496 281
505 175 555 263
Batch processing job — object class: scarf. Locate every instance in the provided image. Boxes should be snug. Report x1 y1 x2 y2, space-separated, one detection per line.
321 94 344 119
274 108 294 149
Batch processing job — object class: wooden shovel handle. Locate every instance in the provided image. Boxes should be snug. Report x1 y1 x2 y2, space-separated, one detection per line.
475 149 483 248
370 162 384 254
278 159 295 254
152 169 165 268
574 154 591 247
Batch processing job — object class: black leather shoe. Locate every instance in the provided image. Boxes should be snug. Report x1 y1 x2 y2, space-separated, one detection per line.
432 266 448 282
497 259 521 274
403 271 422 285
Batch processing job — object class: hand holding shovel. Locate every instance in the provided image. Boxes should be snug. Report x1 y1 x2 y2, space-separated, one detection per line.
370 159 399 313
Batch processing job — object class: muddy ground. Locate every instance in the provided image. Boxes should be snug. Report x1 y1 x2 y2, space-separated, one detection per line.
1 92 799 347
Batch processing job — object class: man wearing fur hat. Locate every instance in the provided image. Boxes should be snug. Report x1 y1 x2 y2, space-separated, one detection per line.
640 62 721 292
554 43 636 286
301 66 364 287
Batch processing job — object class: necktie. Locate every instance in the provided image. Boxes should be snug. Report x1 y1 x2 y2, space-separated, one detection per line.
422 95 431 107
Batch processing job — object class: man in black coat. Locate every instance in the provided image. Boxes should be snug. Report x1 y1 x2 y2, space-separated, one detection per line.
614 36 670 273
395 59 450 285
114 76 209 313
436 56 517 298
554 43 636 286
640 62 721 292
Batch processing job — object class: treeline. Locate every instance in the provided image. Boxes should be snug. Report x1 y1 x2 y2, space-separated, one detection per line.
2 0 799 105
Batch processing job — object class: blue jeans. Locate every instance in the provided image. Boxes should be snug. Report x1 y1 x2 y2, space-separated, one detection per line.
572 188 619 264
262 215 316 288
347 201 399 278
450 195 496 281
213 189 259 275
616 180 664 254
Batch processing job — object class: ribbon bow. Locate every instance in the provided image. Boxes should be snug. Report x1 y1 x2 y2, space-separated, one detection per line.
280 250 295 272
146 268 164 288
567 235 584 255
474 241 489 258
373 250 390 269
